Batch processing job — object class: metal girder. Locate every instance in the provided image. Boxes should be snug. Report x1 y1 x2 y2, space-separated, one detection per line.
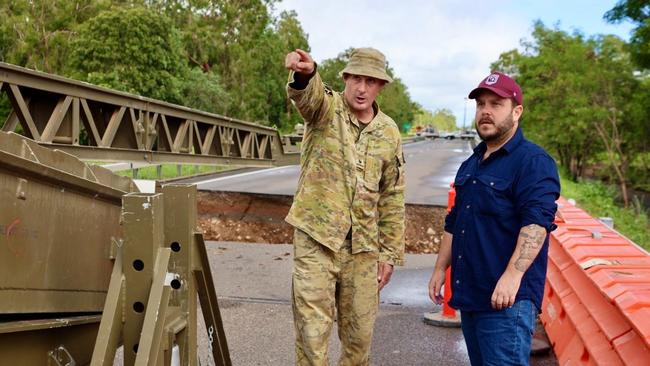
0 62 299 166
42 143 278 167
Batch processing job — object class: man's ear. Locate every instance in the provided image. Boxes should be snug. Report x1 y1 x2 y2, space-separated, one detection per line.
513 104 523 121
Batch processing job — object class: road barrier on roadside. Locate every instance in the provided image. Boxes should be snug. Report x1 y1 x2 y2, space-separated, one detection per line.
541 197 650 365
423 183 461 327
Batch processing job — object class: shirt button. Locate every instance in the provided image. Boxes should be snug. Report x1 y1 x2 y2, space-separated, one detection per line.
490 182 494 186
456 280 460 284
458 255 462 259
466 205 471 209
472 180 476 184
461 230 465 234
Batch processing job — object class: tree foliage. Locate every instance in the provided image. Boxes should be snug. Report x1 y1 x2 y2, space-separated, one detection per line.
605 0 650 68
69 6 188 103
0 0 117 73
492 22 648 205
414 108 457 132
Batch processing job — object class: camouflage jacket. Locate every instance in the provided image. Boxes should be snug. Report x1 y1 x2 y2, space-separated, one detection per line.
285 71 405 265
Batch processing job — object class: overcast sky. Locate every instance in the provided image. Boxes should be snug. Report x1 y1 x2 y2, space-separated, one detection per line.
274 0 633 128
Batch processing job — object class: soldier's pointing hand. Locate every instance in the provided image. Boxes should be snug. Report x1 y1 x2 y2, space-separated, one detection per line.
285 49 315 75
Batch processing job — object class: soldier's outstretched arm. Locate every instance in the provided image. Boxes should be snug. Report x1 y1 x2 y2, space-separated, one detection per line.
285 49 333 126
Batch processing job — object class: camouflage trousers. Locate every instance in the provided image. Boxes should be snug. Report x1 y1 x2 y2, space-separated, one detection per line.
292 228 379 366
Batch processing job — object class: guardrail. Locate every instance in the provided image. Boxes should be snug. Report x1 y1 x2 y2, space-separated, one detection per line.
402 135 425 144
541 197 650 364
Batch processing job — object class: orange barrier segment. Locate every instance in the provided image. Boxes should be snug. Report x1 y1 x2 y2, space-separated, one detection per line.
422 183 460 327
443 183 458 318
542 197 650 365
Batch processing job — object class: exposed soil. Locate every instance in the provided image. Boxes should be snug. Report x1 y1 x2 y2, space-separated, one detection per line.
198 191 446 254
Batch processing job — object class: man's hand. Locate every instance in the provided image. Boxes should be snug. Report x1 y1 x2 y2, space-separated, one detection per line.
377 262 394 291
285 49 315 75
491 270 523 310
428 268 446 305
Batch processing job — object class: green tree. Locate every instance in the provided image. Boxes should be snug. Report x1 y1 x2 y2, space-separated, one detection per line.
153 1 309 129
492 22 645 206
0 0 115 73
605 0 650 68
376 78 419 132
414 108 457 133
69 6 189 104
318 48 350 91
180 68 231 115
275 10 311 131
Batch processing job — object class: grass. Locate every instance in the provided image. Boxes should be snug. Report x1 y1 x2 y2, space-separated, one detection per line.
114 164 231 180
560 174 650 251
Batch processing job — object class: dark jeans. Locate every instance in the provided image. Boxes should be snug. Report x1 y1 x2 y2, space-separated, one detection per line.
460 300 536 366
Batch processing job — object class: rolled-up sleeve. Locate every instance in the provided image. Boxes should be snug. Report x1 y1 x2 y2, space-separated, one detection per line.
444 204 458 234
514 153 561 232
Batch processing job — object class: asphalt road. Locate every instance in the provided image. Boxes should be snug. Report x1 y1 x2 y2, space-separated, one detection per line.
196 139 474 206
191 241 557 366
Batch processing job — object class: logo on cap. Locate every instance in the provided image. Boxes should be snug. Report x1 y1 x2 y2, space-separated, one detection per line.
485 74 499 85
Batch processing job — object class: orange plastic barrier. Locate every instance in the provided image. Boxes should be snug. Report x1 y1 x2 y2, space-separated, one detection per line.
422 183 460 327
441 184 459 320
541 197 650 365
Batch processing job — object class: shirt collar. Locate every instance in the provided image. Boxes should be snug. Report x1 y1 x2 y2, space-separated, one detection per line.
473 127 524 156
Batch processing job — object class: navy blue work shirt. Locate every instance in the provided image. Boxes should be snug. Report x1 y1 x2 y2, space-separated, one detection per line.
444 128 560 312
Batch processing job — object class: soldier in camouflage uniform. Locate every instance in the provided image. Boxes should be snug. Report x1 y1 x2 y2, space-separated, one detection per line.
284 47 405 366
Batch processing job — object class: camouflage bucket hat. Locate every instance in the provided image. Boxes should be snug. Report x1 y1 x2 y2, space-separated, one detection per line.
340 47 393 83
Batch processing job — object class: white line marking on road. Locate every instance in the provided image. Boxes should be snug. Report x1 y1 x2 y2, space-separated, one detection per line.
195 165 294 185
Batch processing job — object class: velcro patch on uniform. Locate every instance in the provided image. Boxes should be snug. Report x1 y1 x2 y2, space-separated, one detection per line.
323 83 334 96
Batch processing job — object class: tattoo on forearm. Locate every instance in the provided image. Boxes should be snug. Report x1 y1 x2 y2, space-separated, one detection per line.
514 224 546 272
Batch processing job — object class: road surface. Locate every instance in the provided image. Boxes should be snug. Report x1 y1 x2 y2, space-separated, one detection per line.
196 139 474 206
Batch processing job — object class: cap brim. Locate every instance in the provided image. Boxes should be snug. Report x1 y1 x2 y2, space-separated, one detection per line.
468 86 511 100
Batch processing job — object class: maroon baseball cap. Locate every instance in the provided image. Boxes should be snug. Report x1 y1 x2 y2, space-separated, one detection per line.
468 71 523 105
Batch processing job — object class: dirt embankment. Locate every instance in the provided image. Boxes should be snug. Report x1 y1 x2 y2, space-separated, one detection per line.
198 191 446 254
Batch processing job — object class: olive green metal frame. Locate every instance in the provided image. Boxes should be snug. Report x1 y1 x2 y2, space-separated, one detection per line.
0 62 299 167
1 129 231 364
91 185 231 365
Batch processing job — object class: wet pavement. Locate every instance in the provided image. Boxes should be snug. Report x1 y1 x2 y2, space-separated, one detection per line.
197 241 558 365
